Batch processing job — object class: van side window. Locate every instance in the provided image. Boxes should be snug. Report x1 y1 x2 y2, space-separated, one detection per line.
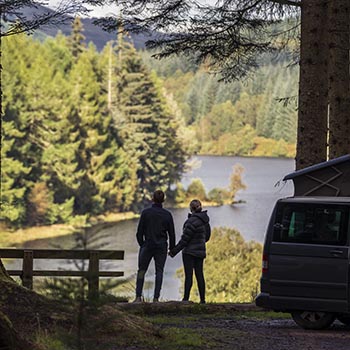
273 204 347 245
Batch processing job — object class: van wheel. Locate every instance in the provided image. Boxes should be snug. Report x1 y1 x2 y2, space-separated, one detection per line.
291 311 335 330
337 315 350 325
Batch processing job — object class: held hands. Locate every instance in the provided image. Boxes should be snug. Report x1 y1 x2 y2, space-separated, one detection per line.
168 249 175 258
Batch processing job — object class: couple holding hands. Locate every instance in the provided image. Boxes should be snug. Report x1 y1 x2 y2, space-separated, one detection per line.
134 190 211 303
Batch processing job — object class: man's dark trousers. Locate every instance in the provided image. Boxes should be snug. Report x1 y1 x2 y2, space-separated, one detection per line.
136 242 168 299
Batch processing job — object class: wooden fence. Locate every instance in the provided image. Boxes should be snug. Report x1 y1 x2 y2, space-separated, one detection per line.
0 249 124 300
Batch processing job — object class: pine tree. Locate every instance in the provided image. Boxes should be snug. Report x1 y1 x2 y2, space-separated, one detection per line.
69 44 131 214
38 38 82 222
112 34 187 206
2 34 80 225
2 34 41 225
1 121 31 224
69 17 86 60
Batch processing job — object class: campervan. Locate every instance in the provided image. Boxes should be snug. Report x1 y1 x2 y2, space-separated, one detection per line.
256 155 350 329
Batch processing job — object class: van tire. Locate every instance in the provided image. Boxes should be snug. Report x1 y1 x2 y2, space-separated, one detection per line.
291 311 335 330
337 315 350 325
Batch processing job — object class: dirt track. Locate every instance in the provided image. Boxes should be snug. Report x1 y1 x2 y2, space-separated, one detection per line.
199 316 350 350
119 302 350 350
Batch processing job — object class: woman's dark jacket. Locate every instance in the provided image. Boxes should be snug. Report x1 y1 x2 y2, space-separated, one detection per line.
170 210 211 258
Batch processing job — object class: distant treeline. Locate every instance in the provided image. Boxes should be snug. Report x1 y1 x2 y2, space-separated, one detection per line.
2 20 188 227
141 51 298 157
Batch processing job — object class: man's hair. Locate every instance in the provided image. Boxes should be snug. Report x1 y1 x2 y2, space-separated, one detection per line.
153 190 165 203
190 199 202 213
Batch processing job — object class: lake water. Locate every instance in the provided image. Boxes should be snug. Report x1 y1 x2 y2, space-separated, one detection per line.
7 156 295 300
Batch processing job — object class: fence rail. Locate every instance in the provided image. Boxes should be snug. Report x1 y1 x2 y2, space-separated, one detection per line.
0 249 124 300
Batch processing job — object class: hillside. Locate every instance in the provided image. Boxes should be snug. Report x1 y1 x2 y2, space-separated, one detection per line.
7 5 298 161
141 50 298 158
20 4 153 50
2 291 349 350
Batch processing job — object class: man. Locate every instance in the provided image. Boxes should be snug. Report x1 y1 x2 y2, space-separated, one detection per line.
134 190 175 302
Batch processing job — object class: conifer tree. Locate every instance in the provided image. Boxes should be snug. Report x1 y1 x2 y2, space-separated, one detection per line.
2 34 40 225
69 44 130 214
38 40 82 222
112 34 187 206
3 34 80 224
69 17 86 60
1 121 31 224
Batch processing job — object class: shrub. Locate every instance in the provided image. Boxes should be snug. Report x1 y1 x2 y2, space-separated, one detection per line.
27 182 52 225
186 178 207 201
177 227 262 303
229 164 247 202
207 188 230 205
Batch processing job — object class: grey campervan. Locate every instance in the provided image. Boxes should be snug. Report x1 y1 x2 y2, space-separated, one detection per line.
255 155 350 329
256 196 350 329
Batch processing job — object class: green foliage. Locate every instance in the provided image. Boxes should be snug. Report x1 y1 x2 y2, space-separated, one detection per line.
164 327 204 347
173 164 246 206
207 188 230 205
252 137 296 158
205 227 262 303
229 164 247 202
186 178 207 201
165 182 189 207
111 34 188 207
1 122 30 224
69 17 85 59
177 227 262 303
2 29 188 227
143 54 298 158
27 182 53 225
216 125 257 156
35 331 67 350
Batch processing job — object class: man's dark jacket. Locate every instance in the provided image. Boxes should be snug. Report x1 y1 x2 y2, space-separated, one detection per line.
171 210 211 258
136 203 175 249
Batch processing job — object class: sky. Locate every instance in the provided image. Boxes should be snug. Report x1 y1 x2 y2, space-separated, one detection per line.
47 0 216 18
47 1 120 18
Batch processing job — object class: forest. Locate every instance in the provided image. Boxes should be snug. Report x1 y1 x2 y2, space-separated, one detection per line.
2 19 189 227
1 0 349 347
2 18 298 228
141 50 297 158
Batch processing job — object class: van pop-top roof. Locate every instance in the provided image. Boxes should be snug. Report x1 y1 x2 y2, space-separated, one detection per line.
283 154 350 197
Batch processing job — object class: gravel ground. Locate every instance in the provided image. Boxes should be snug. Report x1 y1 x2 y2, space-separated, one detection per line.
119 303 350 350
197 316 350 350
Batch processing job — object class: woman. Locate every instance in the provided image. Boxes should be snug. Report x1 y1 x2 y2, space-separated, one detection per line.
169 199 211 303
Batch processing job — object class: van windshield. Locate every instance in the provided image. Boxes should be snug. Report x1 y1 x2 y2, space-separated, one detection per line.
273 204 348 245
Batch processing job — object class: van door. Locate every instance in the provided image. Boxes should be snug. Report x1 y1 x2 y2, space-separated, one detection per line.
269 202 349 313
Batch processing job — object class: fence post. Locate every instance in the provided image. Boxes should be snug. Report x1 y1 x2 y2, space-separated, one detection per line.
88 251 99 300
22 250 33 289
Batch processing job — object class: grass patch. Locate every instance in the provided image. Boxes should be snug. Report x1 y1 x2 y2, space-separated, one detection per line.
36 330 71 350
236 311 290 320
162 327 207 348
146 315 200 325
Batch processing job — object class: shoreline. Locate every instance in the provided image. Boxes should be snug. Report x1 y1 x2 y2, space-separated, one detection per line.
0 200 245 247
0 211 139 248
192 154 295 160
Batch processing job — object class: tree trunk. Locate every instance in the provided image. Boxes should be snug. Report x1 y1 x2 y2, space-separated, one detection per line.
296 0 329 169
328 0 350 159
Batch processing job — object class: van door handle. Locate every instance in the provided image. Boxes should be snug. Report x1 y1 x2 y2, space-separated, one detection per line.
329 249 343 256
